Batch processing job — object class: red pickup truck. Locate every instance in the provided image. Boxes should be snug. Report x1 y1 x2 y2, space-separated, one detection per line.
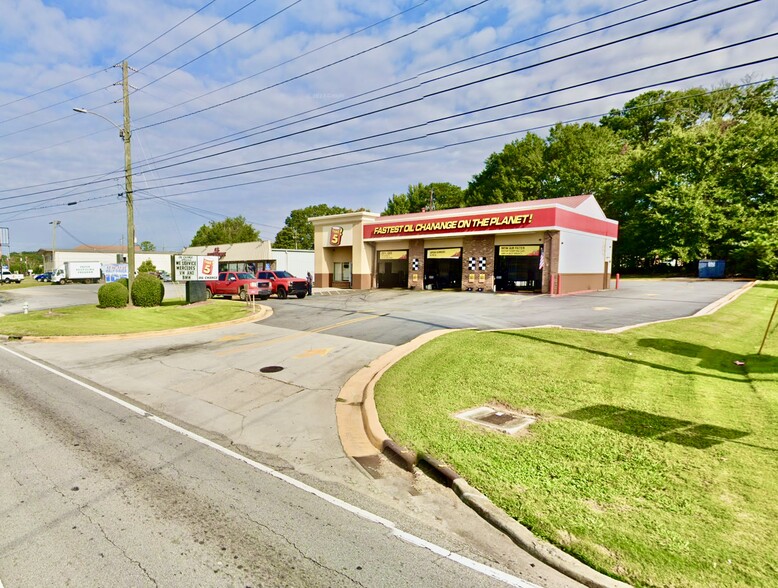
206 271 271 301
256 270 308 299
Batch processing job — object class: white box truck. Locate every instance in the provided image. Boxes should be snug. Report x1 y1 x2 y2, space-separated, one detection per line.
52 261 102 284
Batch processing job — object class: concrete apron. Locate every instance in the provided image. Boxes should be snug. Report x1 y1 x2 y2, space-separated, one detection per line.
11 306 393 489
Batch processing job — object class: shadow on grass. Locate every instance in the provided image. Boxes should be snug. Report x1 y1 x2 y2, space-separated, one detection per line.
498 331 749 383
561 404 750 449
637 338 776 374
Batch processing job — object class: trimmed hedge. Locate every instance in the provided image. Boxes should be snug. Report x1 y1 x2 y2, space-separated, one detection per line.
131 273 165 307
98 281 129 308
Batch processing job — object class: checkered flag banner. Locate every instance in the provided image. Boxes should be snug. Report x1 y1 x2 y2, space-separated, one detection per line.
412 258 419 271
467 257 487 270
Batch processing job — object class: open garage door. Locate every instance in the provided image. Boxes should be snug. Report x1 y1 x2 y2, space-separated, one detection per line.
495 245 543 292
377 250 408 288
424 248 462 290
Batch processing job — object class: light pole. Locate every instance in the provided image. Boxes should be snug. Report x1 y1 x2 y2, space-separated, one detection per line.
73 61 135 296
49 220 60 271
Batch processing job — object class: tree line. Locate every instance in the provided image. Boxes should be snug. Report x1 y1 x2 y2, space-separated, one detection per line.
382 81 778 279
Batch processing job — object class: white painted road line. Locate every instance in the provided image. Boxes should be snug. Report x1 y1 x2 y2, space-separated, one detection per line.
1 344 541 588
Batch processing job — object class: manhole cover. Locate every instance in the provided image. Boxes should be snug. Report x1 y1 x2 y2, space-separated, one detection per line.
477 411 516 426
259 365 284 373
455 406 536 435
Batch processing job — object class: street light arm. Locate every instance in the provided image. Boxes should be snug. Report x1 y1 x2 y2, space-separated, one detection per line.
73 107 125 134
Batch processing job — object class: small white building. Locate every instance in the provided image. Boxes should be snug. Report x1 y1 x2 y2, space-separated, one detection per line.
42 245 178 274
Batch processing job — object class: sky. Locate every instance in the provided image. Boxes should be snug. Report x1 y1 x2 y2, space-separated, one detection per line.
0 0 776 253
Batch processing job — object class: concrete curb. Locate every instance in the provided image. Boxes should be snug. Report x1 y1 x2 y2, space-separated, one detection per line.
347 329 633 588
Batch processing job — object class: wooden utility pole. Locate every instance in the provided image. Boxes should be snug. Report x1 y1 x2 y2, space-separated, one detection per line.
122 60 136 298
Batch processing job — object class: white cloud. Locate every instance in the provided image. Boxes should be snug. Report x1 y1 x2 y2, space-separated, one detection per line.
0 0 775 252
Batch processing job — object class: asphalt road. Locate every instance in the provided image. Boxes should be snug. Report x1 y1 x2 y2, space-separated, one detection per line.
0 347 554 588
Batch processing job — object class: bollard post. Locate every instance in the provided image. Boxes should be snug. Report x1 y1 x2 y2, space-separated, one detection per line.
23 302 29 314
616 273 620 289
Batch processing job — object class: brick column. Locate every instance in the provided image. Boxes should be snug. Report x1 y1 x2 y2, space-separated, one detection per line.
462 235 495 291
407 239 425 289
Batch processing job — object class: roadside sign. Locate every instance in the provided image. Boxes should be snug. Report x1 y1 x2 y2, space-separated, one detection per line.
173 255 219 281
103 263 129 282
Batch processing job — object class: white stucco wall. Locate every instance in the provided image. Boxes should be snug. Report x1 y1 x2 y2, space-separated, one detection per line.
271 249 314 278
557 231 612 274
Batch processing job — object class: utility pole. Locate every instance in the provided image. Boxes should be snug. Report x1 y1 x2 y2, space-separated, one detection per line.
122 60 136 296
73 60 135 300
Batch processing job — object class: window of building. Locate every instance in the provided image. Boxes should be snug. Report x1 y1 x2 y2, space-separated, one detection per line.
334 262 351 283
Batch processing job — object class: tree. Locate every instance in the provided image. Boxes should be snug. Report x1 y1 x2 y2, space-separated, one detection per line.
273 204 352 249
137 259 157 273
465 133 545 206
382 182 464 215
542 123 623 204
139 241 156 251
190 216 259 247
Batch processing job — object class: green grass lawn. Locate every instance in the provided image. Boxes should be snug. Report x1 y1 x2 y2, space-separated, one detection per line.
0 299 255 336
375 282 778 588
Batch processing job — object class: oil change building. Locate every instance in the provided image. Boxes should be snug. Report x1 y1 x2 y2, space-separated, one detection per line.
310 194 618 295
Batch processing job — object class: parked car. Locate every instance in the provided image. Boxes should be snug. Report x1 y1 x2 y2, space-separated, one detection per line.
1 270 25 283
35 272 53 282
206 271 272 301
159 270 172 282
256 270 308 299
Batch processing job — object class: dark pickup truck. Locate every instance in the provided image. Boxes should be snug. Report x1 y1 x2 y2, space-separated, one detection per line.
206 271 271 301
256 270 308 299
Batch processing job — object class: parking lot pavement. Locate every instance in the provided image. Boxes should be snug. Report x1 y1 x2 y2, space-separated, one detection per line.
262 279 749 345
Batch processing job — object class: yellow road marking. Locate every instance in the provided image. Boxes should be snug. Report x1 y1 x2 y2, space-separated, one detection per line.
214 333 253 342
294 348 332 358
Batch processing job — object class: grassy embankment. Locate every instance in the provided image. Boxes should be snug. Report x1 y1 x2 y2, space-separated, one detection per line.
375 282 777 588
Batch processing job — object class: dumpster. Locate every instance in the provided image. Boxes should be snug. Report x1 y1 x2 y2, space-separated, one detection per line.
698 260 725 279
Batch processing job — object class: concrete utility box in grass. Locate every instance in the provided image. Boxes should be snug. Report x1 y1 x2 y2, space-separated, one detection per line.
698 259 726 279
186 280 208 303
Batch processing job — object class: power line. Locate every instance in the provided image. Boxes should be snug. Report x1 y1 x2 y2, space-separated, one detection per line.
131 1 765 176
0 0 223 124
134 0 494 130
0 1 768 201
3 68 774 222
132 0 682 167
0 0 430 162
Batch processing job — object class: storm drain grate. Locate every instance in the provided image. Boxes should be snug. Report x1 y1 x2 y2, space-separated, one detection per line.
259 365 284 373
454 406 536 435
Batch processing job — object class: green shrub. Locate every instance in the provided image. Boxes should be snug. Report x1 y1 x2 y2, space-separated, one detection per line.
131 273 164 307
137 259 157 273
118 277 129 288
98 281 129 308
